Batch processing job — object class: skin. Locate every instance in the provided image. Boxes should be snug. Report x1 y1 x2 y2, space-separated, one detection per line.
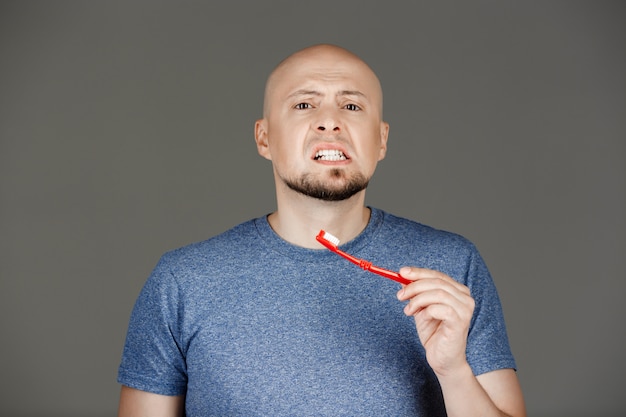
118 44 526 417
254 44 389 247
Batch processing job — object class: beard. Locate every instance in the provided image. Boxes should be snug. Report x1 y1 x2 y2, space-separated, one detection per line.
281 168 370 202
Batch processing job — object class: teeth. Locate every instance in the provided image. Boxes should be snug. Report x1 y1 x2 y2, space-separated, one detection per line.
315 149 347 161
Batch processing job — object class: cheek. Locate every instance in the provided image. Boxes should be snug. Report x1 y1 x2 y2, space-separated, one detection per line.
362 126 386 153
266 137 301 170
269 124 308 154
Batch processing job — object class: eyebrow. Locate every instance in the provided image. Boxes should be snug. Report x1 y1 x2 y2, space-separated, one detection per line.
287 89 367 99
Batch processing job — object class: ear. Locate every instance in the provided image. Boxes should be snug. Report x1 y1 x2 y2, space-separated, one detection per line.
378 121 389 161
254 119 272 160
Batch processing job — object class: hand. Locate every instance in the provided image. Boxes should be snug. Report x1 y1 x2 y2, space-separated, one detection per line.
396 267 475 377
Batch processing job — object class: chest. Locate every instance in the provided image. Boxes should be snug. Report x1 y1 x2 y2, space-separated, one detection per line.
179 265 443 415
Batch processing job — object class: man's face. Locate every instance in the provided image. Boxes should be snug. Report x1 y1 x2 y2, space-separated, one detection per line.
255 47 389 202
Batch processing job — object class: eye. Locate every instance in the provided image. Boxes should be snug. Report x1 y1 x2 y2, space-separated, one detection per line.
344 103 361 111
294 103 312 110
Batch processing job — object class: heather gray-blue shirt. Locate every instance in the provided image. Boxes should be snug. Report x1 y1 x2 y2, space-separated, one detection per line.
118 208 516 416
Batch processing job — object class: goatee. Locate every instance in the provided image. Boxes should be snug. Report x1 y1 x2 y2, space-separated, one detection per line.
282 169 369 202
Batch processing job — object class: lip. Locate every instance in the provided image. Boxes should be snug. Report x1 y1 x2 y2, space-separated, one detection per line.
310 143 351 161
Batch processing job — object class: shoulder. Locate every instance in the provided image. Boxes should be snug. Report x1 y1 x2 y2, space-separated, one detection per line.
163 218 259 261
149 218 263 284
372 209 486 284
376 209 477 253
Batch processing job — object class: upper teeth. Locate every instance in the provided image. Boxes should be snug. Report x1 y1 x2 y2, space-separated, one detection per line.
315 149 346 161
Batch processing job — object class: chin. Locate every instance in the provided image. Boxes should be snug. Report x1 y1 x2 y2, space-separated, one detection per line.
283 172 370 202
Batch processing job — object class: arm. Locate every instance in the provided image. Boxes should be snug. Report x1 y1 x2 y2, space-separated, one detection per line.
397 267 526 417
118 386 185 417
438 367 526 417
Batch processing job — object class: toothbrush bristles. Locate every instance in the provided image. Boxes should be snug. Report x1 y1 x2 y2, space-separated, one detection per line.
323 231 340 246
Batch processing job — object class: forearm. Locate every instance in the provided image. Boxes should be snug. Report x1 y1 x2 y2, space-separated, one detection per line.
437 365 525 417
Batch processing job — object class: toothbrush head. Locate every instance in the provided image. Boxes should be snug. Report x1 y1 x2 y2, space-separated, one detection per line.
316 230 340 250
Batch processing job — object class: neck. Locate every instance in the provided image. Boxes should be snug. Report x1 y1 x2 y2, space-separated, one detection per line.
268 190 371 249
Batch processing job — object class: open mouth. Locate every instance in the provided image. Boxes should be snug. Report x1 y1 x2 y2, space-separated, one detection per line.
314 149 348 161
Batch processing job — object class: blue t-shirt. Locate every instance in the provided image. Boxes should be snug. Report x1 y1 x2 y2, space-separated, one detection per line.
118 208 516 416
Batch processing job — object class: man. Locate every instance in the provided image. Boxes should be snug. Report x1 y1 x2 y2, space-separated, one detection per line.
118 44 526 416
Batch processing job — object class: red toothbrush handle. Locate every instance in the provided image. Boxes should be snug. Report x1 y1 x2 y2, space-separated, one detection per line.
368 265 412 285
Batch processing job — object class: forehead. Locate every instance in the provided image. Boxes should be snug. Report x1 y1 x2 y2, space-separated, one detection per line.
268 51 382 101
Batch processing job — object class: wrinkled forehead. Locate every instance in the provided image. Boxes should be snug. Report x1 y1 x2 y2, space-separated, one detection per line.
263 48 383 115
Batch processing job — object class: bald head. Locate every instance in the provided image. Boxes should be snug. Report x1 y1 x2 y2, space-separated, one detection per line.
262 44 384 118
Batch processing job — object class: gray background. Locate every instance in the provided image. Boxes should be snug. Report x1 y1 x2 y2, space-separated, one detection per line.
1 1 624 416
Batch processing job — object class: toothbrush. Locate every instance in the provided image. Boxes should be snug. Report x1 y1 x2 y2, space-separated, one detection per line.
315 230 412 285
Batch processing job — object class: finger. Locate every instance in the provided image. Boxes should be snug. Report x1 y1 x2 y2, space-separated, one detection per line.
412 305 472 350
403 289 475 320
398 280 471 308
399 267 469 294
397 271 471 304
412 304 466 336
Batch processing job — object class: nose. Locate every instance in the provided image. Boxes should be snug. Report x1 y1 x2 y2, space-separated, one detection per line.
315 110 341 134
317 124 340 133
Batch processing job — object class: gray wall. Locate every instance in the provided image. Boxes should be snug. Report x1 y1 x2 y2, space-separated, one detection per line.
1 1 624 416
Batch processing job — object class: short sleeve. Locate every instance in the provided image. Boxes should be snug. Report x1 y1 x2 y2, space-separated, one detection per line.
117 255 188 395
464 245 517 375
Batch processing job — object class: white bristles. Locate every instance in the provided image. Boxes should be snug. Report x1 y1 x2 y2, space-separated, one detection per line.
322 231 341 246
